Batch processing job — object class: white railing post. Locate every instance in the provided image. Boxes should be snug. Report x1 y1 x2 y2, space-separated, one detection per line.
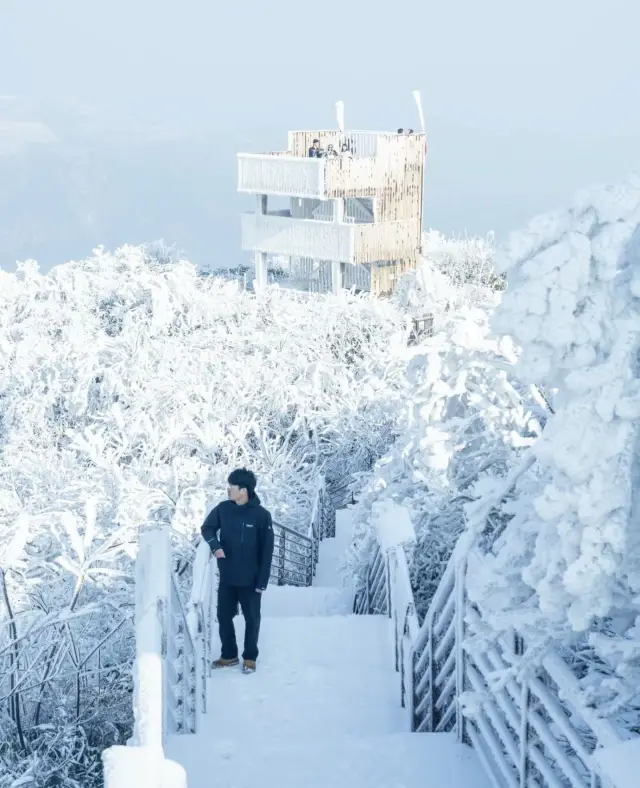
388 551 399 669
188 539 213 718
103 746 187 788
132 527 172 750
426 609 435 731
385 551 392 618
518 680 531 788
104 527 187 788
364 560 371 613
402 612 416 727
454 558 466 743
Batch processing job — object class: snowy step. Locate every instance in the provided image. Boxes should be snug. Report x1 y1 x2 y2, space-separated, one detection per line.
168 731 490 788
196 615 404 737
262 584 352 616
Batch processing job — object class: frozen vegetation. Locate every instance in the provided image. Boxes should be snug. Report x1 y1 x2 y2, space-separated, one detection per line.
3 174 640 785
0 245 411 784
349 176 640 747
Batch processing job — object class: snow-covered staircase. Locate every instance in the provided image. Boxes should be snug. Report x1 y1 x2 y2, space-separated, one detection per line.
108 480 625 788
164 511 489 788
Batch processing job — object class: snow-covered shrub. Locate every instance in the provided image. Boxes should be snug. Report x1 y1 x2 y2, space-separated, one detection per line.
347 236 538 621
423 229 502 290
466 174 640 714
393 230 501 321
346 292 543 620
0 244 409 784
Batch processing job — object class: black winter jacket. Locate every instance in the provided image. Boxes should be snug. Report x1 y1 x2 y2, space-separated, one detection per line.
201 495 274 589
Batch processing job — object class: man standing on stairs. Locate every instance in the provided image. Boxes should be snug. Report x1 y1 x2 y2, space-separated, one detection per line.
201 468 274 673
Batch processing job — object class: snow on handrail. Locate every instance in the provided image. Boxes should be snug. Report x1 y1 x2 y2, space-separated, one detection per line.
237 153 325 198
131 527 171 750
188 538 215 718
102 527 189 787
129 528 199 742
354 508 624 788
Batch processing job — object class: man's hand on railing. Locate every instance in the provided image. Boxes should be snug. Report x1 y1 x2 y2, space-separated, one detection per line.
214 549 225 558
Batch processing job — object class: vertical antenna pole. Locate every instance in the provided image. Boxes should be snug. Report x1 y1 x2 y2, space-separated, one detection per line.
335 100 345 132
412 90 425 133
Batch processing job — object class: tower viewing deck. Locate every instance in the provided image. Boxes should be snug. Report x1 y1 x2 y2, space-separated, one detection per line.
237 128 427 296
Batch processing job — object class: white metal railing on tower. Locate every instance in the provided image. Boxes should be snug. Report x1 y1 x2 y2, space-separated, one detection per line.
238 153 326 198
241 212 356 263
354 521 626 788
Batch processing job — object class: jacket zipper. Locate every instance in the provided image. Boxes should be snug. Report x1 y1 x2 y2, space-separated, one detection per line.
241 522 245 544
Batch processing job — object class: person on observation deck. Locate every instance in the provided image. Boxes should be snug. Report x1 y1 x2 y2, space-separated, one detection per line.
308 138 324 157
201 468 274 673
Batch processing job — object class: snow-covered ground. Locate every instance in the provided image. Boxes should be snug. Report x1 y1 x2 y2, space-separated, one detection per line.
165 511 489 788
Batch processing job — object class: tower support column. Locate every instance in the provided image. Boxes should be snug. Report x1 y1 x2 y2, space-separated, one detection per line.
254 251 268 292
331 198 345 295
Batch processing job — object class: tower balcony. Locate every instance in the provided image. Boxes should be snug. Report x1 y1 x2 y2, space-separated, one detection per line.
241 211 420 265
237 153 381 200
237 129 426 201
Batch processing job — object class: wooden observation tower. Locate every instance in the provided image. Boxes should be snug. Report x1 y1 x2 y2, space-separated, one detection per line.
237 107 427 296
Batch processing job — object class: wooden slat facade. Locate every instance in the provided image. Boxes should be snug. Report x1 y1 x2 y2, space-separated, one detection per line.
354 219 420 264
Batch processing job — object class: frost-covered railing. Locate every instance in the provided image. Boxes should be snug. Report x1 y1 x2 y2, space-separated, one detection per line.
271 522 314 586
102 527 191 787
133 529 198 741
189 477 334 600
306 475 336 574
238 153 326 198
289 258 372 294
237 148 379 200
354 536 624 788
241 212 356 263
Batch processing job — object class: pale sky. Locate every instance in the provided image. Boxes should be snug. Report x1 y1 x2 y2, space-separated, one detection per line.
1 0 639 269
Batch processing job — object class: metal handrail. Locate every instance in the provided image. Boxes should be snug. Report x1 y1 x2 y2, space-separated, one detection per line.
165 574 197 734
273 520 313 543
354 525 623 788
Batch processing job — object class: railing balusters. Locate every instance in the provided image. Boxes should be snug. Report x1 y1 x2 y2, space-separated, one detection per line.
353 518 622 788
454 559 466 744
165 574 198 736
426 611 435 732
519 681 530 788
278 528 286 586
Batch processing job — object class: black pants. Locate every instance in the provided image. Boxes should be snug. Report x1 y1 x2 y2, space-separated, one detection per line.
217 584 262 661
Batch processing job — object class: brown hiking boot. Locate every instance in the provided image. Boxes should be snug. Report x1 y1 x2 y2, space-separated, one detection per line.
212 656 239 669
242 660 257 673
